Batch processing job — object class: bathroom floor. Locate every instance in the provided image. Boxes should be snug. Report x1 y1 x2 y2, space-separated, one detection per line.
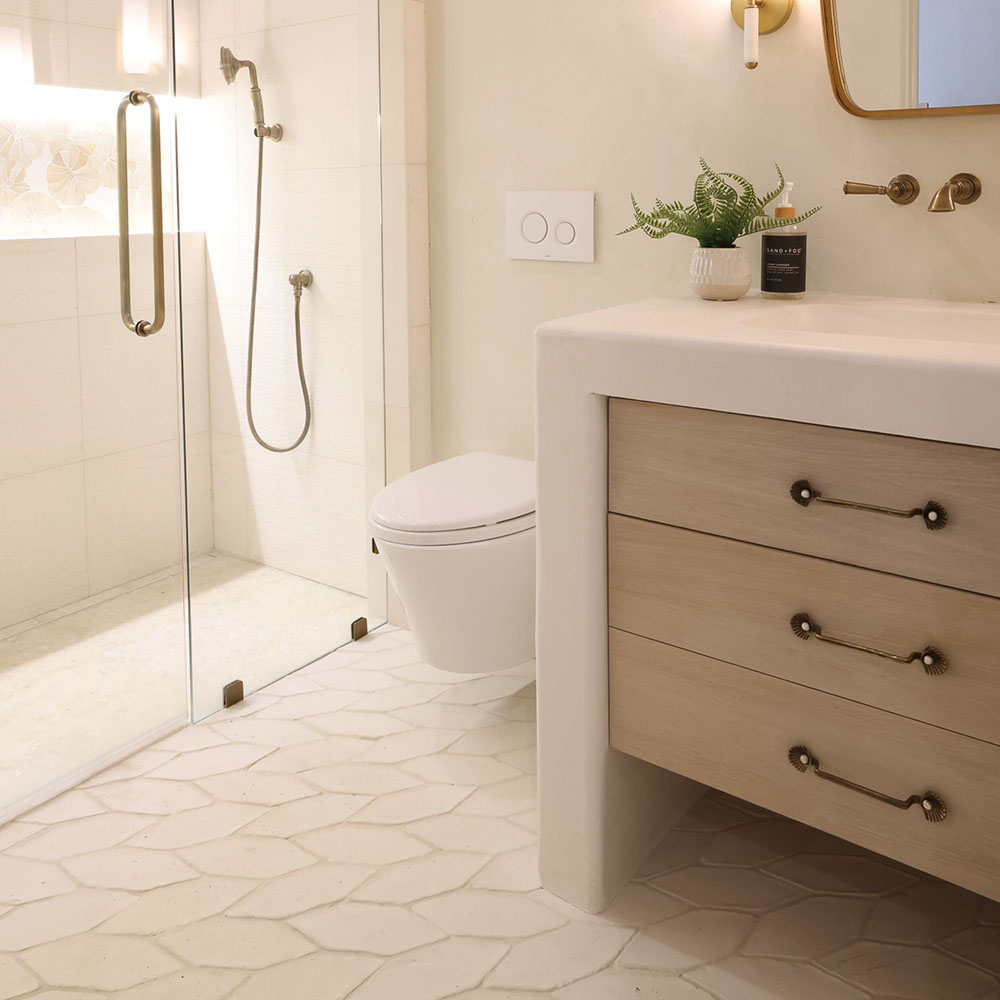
0 626 997 1000
0 555 366 816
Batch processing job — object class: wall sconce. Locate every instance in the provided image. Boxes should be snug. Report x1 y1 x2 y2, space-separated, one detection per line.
122 0 153 75
731 0 795 70
0 26 34 87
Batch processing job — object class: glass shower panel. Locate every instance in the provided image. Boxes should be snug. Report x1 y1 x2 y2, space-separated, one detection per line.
0 0 189 820
176 1 386 722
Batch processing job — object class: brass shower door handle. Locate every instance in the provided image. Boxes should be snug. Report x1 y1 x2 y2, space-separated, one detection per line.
788 746 947 822
790 613 948 676
117 91 165 337
790 480 948 531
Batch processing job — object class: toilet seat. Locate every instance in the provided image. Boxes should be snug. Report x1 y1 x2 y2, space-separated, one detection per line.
370 452 536 547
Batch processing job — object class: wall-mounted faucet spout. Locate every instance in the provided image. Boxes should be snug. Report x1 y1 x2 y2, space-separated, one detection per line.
928 172 981 213
219 47 282 141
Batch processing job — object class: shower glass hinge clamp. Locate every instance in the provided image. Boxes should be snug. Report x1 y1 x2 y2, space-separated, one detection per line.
351 617 369 642
222 679 245 708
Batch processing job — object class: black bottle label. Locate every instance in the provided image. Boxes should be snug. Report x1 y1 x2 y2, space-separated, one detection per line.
761 234 807 293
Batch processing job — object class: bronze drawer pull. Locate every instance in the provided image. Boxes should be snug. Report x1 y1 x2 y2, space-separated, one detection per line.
791 479 948 530
790 613 949 676
789 746 947 822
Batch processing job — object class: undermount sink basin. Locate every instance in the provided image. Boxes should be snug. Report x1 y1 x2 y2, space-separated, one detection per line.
740 300 1000 344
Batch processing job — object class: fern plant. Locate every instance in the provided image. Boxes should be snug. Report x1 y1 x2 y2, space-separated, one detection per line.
621 159 820 248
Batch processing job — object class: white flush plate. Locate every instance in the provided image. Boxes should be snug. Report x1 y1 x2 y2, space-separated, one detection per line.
506 191 595 263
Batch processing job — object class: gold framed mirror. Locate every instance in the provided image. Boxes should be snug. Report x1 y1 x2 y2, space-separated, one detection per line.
821 0 1000 118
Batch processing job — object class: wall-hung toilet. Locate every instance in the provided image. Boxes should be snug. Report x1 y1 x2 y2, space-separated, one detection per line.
369 452 536 673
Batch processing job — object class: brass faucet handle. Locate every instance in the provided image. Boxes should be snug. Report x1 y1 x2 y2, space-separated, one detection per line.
843 174 920 205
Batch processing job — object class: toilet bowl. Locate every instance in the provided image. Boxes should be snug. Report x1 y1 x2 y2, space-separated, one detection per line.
369 452 535 673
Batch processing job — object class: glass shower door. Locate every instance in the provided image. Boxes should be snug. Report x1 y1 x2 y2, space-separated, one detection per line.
0 0 189 820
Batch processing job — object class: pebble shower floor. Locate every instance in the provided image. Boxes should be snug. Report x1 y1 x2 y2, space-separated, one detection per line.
0 626 998 999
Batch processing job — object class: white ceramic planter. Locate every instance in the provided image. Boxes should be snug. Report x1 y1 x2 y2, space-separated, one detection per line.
689 246 751 301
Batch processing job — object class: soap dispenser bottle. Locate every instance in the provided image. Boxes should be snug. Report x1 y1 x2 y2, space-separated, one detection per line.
761 182 807 299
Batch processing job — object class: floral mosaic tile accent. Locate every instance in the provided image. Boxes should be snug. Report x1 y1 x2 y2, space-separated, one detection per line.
0 89 153 239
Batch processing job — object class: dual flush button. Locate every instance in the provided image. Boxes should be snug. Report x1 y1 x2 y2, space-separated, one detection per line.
521 212 577 247
505 191 594 263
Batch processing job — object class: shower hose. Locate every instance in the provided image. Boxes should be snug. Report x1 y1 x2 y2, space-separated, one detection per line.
245 134 312 453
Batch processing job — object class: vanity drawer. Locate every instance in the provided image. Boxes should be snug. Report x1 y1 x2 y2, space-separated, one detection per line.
609 515 1000 745
608 399 1000 597
609 628 1000 902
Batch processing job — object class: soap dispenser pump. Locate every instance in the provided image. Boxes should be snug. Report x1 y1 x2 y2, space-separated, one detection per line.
761 182 808 299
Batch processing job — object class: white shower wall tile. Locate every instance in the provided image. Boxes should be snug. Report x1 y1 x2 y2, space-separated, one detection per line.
0 11 68 86
0 238 76 325
64 0 118 29
78 312 180 459
185 431 215 557
232 15 360 172
0 318 82 482
209 431 249 557
245 449 366 595
84 440 185 593
239 0 358 34
0 463 88 628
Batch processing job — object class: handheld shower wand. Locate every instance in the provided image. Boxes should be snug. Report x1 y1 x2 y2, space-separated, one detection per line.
220 47 312 453
219 47 282 141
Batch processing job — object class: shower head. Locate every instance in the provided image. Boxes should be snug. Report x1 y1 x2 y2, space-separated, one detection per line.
219 45 244 86
219 46 282 140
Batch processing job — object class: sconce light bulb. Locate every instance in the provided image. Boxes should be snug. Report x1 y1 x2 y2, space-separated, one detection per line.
744 5 760 69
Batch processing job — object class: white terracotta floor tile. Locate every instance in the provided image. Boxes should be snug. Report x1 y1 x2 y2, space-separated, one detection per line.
158 916 316 969
207 718 325 746
305 710 412 738
652 865 803 911
125 802 265 849
226 952 381 1000
240 792 372 836
352 784 474 824
6 812 153 860
300 761 422 795
743 896 871 959
414 888 566 938
294 823 432 865
0 855 78 904
227 863 375 918
620 908 754 972
353 852 490 904
248 736 370 773
350 937 510 1000
2 627 998 1000
819 941 997 999
0 888 132 950
290 900 446 954
113 968 247 1000
471 847 543 893
688 956 870 1000
556 969 718 1000
354 727 461 763
195 770 320 806
22 933 182 990
488 923 633 991
179 835 317 879
88 777 215 815
147 744 272 781
449 722 536 757
0 823 44 852
0 955 39 998
863 881 981 945
454 775 537 817
400 753 522 786
20 791 104 825
407 815 536 854
766 853 915 895
63 847 199 891
98 876 257 935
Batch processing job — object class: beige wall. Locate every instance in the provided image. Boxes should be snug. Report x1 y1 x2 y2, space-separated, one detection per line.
426 0 1000 463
